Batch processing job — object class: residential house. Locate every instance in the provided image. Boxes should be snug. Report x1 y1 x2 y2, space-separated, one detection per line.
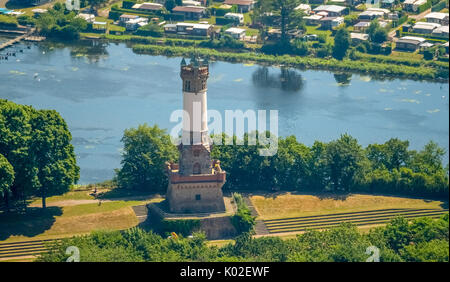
403 0 428 13
76 13 95 23
132 2 163 12
164 22 213 37
182 0 202 6
350 32 369 44
224 13 245 24
223 0 255 13
412 22 441 34
172 6 206 20
294 4 311 15
432 25 449 38
358 10 385 21
119 14 140 25
303 15 323 25
125 17 149 31
395 36 426 51
225 27 246 40
320 17 344 30
313 5 348 17
353 21 371 32
424 12 449 26
381 0 395 8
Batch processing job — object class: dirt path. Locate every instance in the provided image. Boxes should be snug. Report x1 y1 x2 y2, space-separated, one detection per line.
410 8 432 21
28 199 109 207
28 194 161 207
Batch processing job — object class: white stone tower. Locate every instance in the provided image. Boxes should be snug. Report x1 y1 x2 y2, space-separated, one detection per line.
166 56 226 213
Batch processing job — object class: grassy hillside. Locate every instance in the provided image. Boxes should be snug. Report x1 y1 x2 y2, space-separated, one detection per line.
251 193 446 220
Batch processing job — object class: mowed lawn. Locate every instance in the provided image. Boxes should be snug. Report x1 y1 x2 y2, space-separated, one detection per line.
251 193 447 220
0 197 163 243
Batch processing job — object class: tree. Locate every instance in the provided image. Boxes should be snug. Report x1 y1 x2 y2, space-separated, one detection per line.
332 27 350 60
409 141 446 174
366 138 410 171
0 100 34 209
165 0 176 12
88 0 109 15
117 124 178 191
324 134 364 191
1 100 79 210
0 153 14 211
29 110 80 208
367 20 387 44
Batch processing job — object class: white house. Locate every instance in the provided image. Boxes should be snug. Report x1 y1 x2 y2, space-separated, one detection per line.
424 12 449 25
77 13 95 23
403 0 427 13
125 17 149 31
432 25 449 38
350 32 369 43
132 3 163 11
224 13 245 24
225 27 246 40
294 4 311 15
412 22 441 34
303 14 323 25
182 0 202 6
313 5 347 17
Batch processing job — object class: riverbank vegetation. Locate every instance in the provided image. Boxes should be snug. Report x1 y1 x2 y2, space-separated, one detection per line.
130 44 447 81
114 124 449 200
37 214 449 262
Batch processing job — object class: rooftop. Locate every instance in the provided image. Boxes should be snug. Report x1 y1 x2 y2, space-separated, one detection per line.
413 22 442 29
176 22 212 29
225 27 246 34
132 3 163 10
223 0 255 5
304 15 323 20
350 33 369 40
314 5 346 13
425 12 449 20
172 5 206 13
354 21 371 27
398 36 426 43
295 4 311 10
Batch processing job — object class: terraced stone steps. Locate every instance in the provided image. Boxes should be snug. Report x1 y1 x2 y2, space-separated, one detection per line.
0 239 59 260
264 209 448 234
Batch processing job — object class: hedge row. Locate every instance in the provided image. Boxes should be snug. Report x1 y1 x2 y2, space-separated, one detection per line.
131 44 446 81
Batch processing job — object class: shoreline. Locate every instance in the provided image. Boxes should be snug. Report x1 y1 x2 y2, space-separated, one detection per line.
79 33 449 83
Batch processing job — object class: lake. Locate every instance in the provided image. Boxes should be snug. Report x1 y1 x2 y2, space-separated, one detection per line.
0 39 448 184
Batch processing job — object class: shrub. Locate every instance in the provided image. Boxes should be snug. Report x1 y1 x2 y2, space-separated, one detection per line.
230 193 255 234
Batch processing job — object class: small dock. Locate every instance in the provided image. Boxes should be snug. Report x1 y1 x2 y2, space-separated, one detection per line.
0 28 39 51
24 36 46 42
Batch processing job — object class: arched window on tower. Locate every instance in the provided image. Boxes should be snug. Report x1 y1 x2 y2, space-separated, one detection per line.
193 163 201 174
184 80 191 92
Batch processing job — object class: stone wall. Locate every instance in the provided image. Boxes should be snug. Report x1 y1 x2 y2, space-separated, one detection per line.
167 182 226 213
200 216 237 240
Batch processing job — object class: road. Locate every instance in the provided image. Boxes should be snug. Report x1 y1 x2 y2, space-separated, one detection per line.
389 8 432 40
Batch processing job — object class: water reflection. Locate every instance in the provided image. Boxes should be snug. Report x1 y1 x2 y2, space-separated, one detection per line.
69 40 109 64
333 72 352 86
252 67 304 92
